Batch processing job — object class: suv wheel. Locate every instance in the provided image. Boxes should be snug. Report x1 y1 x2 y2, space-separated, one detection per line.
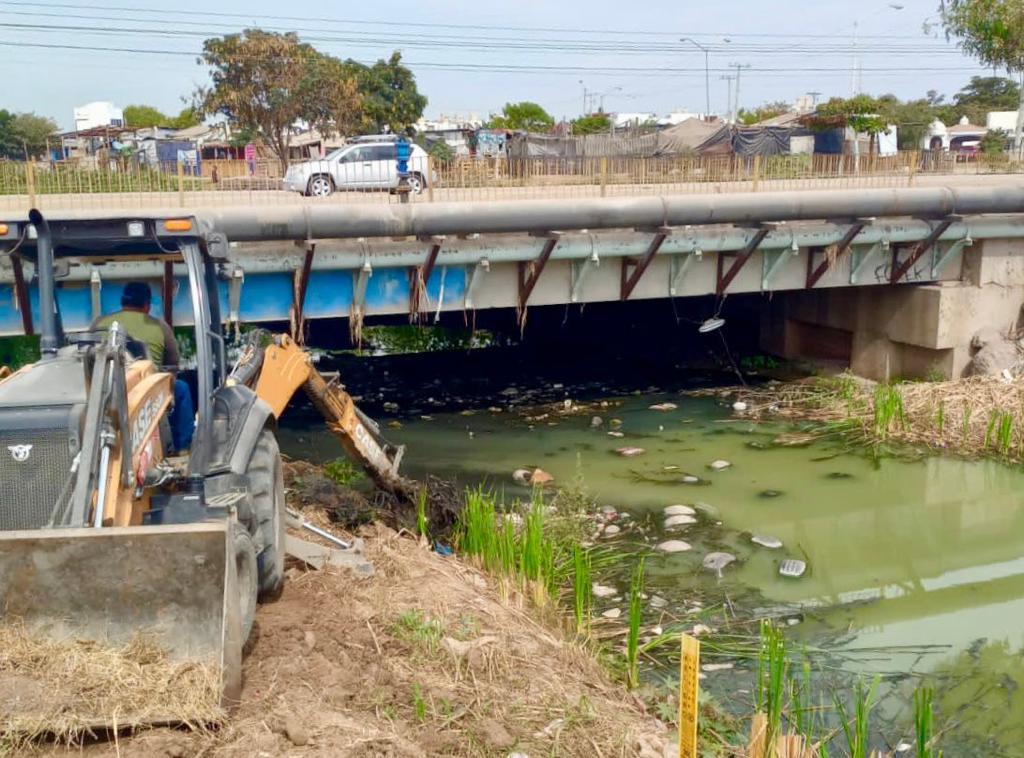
307 174 334 197
406 173 425 195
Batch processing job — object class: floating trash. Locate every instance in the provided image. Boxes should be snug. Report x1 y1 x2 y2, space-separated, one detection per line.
732 401 748 412
758 489 783 498
682 474 702 484
664 514 697 529
649 595 668 609
745 440 770 450
649 402 678 411
663 504 696 517
656 540 692 553
702 552 737 576
751 535 783 549
708 460 732 471
512 468 532 485
779 559 807 578
607 431 625 438
590 416 603 428
615 446 646 457
603 524 621 536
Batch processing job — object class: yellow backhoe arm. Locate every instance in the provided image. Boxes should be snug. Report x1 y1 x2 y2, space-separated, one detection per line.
244 335 414 498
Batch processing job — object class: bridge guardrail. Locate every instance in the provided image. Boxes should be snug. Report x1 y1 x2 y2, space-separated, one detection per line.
1 150 1022 212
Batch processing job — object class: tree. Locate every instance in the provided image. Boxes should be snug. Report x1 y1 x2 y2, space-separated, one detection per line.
571 113 611 135
486 102 554 132
10 113 57 158
348 52 427 134
170 107 201 130
0 109 17 159
737 101 791 125
887 97 942 149
804 95 892 157
950 75 1021 125
123 104 170 128
940 1 1024 153
196 29 362 169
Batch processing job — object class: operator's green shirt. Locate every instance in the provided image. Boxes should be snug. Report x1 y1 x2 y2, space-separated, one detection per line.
92 309 178 368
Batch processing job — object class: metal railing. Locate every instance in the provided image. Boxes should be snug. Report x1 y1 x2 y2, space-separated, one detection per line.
1 151 1022 213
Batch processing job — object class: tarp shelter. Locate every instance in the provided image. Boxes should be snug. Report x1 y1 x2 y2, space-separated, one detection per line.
653 119 732 155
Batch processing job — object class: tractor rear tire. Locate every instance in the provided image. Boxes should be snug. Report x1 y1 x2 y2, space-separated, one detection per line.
247 429 287 600
233 525 258 643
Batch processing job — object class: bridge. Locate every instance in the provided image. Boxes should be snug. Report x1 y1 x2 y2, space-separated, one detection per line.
3 182 1024 381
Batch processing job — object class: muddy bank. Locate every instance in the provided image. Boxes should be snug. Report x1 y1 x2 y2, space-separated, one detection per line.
30 485 669 757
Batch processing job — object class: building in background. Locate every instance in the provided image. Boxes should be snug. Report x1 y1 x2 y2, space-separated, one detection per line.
73 101 124 132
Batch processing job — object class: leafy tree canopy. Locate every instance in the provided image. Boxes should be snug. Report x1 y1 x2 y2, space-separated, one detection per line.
196 29 362 167
345 52 427 135
737 101 792 126
486 102 554 132
571 113 611 135
0 111 58 158
124 105 201 130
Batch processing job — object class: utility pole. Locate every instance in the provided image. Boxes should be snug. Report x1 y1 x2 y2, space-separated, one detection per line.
679 38 711 118
720 74 736 122
851 21 861 95
729 63 750 122
578 80 588 115
806 91 822 108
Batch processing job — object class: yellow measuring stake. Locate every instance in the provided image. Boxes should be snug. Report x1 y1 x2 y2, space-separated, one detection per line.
678 633 700 758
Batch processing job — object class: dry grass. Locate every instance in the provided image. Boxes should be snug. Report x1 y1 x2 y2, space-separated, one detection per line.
0 624 222 749
730 373 1024 461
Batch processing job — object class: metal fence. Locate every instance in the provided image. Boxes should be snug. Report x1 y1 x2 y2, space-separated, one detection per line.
1 151 1021 213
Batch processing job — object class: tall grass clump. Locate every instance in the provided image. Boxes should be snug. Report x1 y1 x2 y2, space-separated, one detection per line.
914 685 939 758
625 557 645 689
996 411 1014 456
416 487 429 541
873 384 906 439
833 676 880 758
755 620 789 754
454 486 566 606
571 544 592 636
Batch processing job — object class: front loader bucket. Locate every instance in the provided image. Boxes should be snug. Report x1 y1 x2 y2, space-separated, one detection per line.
0 522 241 738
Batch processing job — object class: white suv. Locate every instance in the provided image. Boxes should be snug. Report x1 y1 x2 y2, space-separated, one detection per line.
282 139 430 197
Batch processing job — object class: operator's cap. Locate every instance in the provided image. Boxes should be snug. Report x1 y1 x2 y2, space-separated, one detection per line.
121 281 153 308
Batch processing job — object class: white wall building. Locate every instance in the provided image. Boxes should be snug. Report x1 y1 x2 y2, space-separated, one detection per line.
987 111 1020 132
73 101 124 132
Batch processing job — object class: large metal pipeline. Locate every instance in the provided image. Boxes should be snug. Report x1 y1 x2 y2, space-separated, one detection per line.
198 185 1024 242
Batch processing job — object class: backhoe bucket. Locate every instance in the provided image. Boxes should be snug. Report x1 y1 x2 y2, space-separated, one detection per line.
0 521 241 737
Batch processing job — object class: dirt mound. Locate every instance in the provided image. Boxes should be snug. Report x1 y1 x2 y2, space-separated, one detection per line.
33 523 667 757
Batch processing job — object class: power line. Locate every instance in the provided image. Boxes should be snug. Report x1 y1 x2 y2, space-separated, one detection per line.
0 0 952 41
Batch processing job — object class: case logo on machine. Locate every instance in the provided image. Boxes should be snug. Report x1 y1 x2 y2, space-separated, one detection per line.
7 444 32 462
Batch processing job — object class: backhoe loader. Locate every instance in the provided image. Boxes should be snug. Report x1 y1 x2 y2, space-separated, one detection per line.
0 210 413 731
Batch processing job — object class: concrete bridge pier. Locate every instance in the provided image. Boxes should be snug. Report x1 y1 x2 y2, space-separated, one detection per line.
760 239 1024 381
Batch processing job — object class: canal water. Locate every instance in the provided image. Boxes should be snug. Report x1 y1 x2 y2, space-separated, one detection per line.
280 390 1024 755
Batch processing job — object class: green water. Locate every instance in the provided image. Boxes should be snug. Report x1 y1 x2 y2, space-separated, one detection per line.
280 392 1024 753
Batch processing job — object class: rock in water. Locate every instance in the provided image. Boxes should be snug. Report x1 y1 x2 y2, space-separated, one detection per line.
649 402 678 411
591 416 603 428
664 514 697 528
603 524 621 536
702 552 736 574
649 595 668 609
615 446 646 457
732 401 748 412
601 607 622 619
656 540 692 553
708 460 732 471
663 504 696 517
682 475 701 484
512 468 532 485
758 489 783 499
592 583 617 598
751 534 783 549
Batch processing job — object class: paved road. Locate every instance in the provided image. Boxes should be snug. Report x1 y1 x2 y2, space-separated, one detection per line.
3 171 1022 214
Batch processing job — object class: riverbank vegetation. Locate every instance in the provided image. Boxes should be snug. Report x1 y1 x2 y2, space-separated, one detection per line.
728 373 1024 463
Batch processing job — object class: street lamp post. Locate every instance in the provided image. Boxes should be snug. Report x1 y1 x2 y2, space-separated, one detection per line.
679 38 710 118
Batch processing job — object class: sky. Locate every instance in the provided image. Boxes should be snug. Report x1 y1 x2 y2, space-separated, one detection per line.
0 0 1001 130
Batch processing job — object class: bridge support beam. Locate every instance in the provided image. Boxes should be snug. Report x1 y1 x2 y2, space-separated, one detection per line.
717 224 774 296
621 227 670 300
890 218 956 284
410 236 444 321
806 219 871 288
291 243 315 342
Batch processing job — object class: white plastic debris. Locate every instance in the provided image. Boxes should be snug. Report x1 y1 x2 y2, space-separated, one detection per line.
656 540 692 553
732 401 748 412
664 504 697 517
592 584 617 598
751 535 783 549
779 559 807 578
708 460 732 471
601 608 622 619
664 514 697 529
